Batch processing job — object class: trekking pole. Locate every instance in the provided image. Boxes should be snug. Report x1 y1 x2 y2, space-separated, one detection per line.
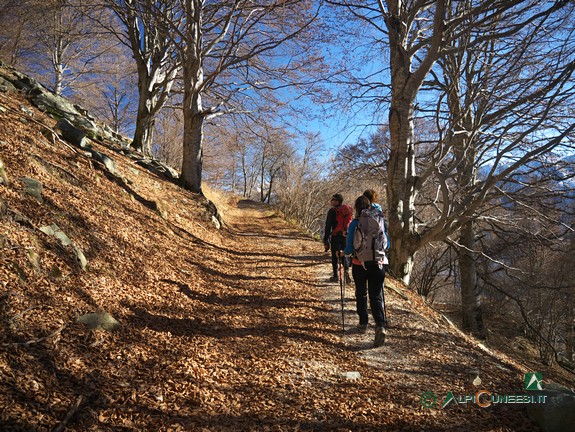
382 272 390 328
382 283 388 328
338 252 345 333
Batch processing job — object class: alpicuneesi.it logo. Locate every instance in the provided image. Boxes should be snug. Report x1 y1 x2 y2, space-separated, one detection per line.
420 372 547 409
524 372 543 391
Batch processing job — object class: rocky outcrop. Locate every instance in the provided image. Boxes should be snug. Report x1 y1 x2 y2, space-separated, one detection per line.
0 65 127 147
0 63 222 229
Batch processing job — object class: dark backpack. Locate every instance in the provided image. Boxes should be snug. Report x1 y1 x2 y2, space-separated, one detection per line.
333 204 353 236
353 207 388 263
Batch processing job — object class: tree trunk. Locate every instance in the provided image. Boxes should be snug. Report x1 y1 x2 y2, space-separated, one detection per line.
260 153 266 202
53 63 64 96
383 0 447 284
231 159 236 193
131 98 155 155
131 72 159 154
242 162 248 197
264 172 275 204
180 90 204 194
443 41 485 338
386 91 419 284
459 220 485 338
132 72 152 154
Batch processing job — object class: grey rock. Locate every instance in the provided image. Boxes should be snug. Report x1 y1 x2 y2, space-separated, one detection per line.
527 382 575 432
57 118 88 148
0 157 8 184
339 371 361 381
77 312 119 331
39 224 72 246
32 90 77 117
74 246 88 270
39 224 88 270
11 72 43 92
164 165 179 179
0 76 16 92
89 149 117 175
73 104 94 120
20 106 34 116
73 116 99 136
21 177 43 203
135 158 179 180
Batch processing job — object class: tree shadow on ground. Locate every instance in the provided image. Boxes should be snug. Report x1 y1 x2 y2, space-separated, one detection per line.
122 303 345 350
167 218 321 260
161 279 334 315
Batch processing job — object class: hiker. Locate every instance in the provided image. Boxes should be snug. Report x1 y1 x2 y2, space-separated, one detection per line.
344 195 388 347
363 188 390 251
323 193 352 283
363 188 382 211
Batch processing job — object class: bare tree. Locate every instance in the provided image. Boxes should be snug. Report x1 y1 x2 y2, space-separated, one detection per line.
481 208 575 366
74 43 138 134
253 126 293 203
101 0 181 154
334 126 390 182
419 1 575 336
19 0 115 95
147 0 320 193
202 116 261 198
153 107 184 169
1 1 137 131
411 242 456 303
0 0 35 66
275 132 332 235
327 0 575 291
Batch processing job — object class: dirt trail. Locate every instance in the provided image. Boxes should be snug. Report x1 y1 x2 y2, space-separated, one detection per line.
208 199 538 431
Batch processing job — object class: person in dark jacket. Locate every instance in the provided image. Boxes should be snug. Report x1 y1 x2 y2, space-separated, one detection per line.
323 193 351 283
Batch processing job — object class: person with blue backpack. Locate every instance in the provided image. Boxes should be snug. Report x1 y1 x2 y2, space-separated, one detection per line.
363 189 382 211
363 189 391 251
344 194 388 347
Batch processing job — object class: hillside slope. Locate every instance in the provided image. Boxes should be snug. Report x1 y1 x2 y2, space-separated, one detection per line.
0 71 558 431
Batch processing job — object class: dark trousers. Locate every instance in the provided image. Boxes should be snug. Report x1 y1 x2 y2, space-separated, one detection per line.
352 262 386 327
330 235 348 278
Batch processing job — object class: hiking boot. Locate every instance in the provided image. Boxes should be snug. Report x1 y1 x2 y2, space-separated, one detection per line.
374 326 386 347
328 275 339 283
344 272 352 284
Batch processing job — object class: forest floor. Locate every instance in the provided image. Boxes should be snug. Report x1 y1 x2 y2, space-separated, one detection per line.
0 77 570 431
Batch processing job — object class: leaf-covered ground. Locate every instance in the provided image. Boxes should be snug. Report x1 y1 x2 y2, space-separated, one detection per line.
0 84 552 431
